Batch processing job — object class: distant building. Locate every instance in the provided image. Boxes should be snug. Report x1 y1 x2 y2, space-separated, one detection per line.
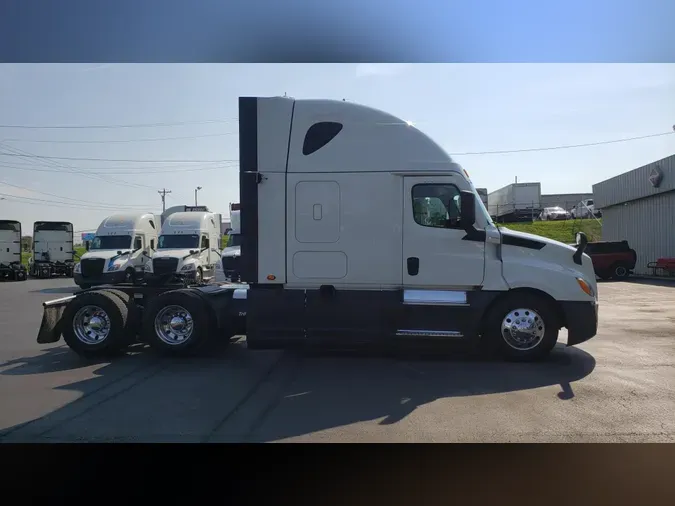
541 193 593 211
593 154 675 275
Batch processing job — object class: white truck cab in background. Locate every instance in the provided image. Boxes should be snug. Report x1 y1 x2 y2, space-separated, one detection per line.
221 203 242 281
237 96 599 360
144 210 222 284
0 220 27 281
29 221 76 278
74 213 158 289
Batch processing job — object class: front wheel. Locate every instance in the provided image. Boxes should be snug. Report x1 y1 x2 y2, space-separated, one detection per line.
482 293 559 361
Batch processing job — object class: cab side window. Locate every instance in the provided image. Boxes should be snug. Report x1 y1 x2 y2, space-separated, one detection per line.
412 184 463 229
201 235 209 249
134 235 143 250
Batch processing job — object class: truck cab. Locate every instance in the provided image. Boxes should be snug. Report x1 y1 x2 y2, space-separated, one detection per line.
144 211 222 284
29 221 75 278
0 220 27 281
238 96 599 360
74 213 158 288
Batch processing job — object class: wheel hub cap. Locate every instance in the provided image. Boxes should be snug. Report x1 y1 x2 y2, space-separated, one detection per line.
501 308 546 351
73 305 111 345
155 305 194 345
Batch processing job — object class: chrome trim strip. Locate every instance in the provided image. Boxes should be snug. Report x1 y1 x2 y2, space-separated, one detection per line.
232 288 248 300
43 295 76 308
403 289 467 306
396 329 464 338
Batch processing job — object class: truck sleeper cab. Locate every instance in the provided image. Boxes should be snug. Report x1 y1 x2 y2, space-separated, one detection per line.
74 213 158 289
144 211 222 285
0 220 27 281
37 96 599 362
29 221 75 278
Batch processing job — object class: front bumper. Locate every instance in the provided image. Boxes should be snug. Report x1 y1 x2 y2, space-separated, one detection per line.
560 300 599 346
74 270 127 286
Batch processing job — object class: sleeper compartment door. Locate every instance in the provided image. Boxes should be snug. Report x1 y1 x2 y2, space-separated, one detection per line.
400 176 486 338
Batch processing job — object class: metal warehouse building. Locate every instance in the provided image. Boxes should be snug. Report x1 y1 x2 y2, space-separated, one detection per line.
541 193 593 211
593 154 675 275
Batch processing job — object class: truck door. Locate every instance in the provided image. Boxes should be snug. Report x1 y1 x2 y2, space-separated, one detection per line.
399 176 486 338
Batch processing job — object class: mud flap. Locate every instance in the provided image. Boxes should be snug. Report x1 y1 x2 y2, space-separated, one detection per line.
36 300 72 344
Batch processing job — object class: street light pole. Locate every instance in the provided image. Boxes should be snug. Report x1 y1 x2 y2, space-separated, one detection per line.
194 186 202 206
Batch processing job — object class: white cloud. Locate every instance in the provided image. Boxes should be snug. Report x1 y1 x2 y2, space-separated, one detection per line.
355 63 412 78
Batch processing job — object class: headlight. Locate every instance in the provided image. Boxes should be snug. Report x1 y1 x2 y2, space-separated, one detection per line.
109 261 125 271
74 263 81 273
181 263 196 271
576 278 595 298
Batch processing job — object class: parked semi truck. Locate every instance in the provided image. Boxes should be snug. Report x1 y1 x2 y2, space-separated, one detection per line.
144 210 222 285
488 182 542 222
221 203 242 281
74 213 158 289
37 96 598 362
29 221 76 278
0 220 27 281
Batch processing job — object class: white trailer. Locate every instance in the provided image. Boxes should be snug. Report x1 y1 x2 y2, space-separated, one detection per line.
0 220 27 281
29 221 76 278
488 183 542 222
37 96 598 362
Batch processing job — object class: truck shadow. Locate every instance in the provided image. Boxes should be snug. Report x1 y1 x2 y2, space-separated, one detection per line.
29 286 80 294
0 342 595 442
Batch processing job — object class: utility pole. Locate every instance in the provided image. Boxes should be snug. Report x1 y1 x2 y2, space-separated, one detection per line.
158 188 171 213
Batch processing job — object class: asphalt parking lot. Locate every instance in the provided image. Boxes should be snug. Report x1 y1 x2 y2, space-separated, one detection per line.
1 277 674 443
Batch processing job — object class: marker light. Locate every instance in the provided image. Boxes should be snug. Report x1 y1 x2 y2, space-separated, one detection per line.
576 278 595 297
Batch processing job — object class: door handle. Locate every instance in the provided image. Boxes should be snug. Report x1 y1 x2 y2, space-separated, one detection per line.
407 257 419 276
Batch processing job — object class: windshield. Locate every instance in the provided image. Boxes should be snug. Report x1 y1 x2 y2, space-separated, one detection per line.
158 234 199 249
90 235 132 250
226 234 242 247
0 221 20 232
34 222 73 232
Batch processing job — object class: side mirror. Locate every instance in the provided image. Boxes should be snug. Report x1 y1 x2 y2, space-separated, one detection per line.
459 190 476 231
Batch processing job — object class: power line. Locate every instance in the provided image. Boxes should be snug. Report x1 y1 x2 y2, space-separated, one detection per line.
1 130 673 164
0 192 158 212
0 181 151 209
449 131 675 156
1 132 237 144
0 152 236 163
0 142 157 190
0 161 236 175
0 119 238 129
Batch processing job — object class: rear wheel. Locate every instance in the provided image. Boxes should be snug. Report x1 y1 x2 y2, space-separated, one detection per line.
482 292 559 361
611 263 630 280
62 290 130 357
142 290 214 356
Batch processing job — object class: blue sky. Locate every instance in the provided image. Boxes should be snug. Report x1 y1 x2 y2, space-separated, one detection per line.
0 64 674 235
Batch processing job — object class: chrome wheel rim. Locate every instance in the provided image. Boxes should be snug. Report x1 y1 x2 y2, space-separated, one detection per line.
73 305 111 345
154 305 194 345
501 308 545 351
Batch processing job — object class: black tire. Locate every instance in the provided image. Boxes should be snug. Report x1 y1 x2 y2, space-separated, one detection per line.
598 271 612 281
482 292 559 362
96 288 141 345
611 263 630 280
142 290 214 356
61 290 130 358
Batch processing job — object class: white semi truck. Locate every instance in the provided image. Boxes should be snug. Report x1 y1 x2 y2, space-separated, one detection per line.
0 220 27 281
488 183 542 222
74 213 158 289
29 221 76 278
221 203 241 281
37 96 598 362
144 210 222 285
